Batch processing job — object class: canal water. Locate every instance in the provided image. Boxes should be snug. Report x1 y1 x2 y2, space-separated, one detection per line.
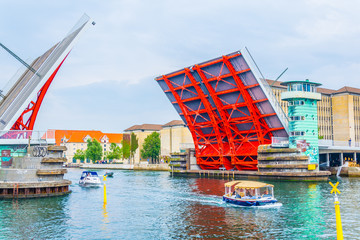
0 169 359 239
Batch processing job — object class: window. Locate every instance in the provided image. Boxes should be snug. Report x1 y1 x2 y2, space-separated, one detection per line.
290 116 305 121
311 85 316 92
291 100 305 106
290 131 305 136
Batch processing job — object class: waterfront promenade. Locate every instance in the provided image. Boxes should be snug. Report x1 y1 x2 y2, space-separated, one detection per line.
1 168 359 239
79 163 170 171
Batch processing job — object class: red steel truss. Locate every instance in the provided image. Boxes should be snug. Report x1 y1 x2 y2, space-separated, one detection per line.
156 51 287 170
11 55 68 130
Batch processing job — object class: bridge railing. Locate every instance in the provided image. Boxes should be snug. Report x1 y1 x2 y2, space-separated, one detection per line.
319 139 360 147
241 47 289 134
271 137 289 148
0 130 55 145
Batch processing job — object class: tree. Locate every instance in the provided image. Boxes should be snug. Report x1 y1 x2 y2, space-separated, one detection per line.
73 149 85 162
141 132 160 164
122 139 130 160
130 132 138 163
106 143 122 160
85 138 103 163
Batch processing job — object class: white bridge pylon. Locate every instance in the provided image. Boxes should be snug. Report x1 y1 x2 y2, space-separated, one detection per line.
0 14 93 131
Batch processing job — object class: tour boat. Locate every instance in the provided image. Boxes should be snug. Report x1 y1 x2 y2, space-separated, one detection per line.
79 171 102 187
223 180 278 206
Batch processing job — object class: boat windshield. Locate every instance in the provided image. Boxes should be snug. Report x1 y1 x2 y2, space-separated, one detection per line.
235 186 273 199
81 172 98 178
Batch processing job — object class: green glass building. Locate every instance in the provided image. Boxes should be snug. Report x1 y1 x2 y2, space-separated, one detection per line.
281 79 322 164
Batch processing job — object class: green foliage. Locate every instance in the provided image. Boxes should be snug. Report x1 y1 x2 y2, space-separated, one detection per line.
105 143 122 160
73 149 85 161
130 132 138 161
122 139 130 159
318 135 324 139
85 138 103 163
141 132 160 164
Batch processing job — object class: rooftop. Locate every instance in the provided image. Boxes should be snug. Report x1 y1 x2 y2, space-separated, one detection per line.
266 79 360 96
163 120 185 127
124 124 163 132
53 130 123 145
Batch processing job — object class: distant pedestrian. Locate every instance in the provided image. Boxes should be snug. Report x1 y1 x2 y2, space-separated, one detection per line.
349 138 352 147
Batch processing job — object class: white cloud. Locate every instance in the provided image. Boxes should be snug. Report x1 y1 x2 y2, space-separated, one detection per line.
3 0 360 131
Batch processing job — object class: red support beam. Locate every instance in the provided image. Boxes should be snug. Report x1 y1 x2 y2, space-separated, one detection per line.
11 54 69 130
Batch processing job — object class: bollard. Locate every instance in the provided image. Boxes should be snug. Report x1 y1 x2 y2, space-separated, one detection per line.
329 182 343 240
103 175 107 204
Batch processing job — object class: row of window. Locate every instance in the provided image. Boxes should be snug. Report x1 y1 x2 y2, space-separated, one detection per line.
289 116 305 121
287 83 317 92
290 131 317 136
73 143 107 147
288 100 305 106
289 115 316 121
290 131 305 136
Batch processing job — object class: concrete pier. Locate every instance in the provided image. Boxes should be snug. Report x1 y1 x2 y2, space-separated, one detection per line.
0 145 71 199
171 169 330 181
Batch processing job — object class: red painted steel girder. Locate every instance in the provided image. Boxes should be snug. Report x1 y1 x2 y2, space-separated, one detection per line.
11 55 68 131
156 51 287 171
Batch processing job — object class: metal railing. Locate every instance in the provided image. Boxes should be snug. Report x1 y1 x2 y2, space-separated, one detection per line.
271 137 289 148
318 140 360 147
241 47 289 134
270 138 360 148
0 130 55 145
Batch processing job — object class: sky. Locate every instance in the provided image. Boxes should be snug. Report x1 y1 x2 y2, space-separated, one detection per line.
1 0 360 133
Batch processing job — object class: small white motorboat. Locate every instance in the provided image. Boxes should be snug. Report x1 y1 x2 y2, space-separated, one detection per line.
79 171 101 187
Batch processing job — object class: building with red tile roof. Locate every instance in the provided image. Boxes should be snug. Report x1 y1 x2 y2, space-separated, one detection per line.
53 130 124 163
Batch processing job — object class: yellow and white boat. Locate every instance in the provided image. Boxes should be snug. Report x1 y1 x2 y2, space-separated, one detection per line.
223 180 278 206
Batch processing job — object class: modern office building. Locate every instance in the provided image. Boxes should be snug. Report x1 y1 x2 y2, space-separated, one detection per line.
267 79 360 145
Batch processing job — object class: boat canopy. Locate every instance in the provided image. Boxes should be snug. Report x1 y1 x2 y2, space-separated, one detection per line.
225 180 274 189
224 181 243 188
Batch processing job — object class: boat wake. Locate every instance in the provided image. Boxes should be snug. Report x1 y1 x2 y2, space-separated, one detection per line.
225 202 283 209
177 195 282 209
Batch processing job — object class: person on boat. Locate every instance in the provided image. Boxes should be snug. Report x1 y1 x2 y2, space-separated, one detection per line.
262 190 269 197
246 190 252 197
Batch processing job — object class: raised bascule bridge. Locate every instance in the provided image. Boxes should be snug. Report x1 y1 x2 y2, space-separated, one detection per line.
156 49 289 171
0 15 92 132
0 14 93 198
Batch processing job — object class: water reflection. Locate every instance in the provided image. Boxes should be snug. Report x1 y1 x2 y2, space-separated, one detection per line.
0 196 69 239
102 203 109 224
1 170 360 239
